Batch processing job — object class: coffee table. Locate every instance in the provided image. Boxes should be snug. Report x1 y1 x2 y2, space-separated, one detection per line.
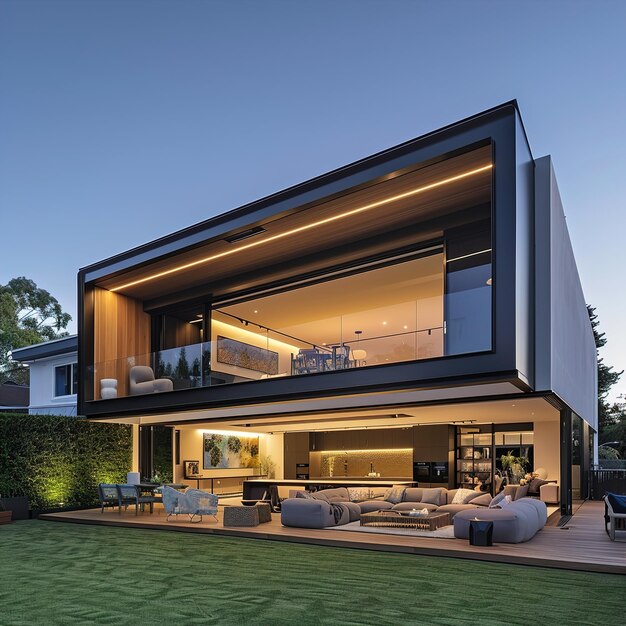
360 510 451 531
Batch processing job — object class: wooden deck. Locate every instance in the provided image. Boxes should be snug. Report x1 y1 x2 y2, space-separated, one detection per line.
40 500 626 575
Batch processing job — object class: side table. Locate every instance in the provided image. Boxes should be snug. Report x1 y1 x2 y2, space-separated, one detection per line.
223 505 260 527
469 519 494 546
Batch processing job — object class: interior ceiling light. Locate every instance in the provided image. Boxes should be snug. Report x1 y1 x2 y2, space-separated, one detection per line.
202 428 265 437
110 163 493 292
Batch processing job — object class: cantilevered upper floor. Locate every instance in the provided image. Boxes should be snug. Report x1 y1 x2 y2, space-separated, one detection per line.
77 102 597 429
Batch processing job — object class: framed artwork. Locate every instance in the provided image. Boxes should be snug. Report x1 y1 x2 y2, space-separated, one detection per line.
203 433 260 469
184 460 200 478
216 335 279 375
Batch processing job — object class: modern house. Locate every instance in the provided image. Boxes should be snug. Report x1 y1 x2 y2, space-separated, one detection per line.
11 335 78 416
77 102 596 515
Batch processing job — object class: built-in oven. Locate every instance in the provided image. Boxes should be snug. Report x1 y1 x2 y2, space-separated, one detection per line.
430 461 449 484
413 462 430 483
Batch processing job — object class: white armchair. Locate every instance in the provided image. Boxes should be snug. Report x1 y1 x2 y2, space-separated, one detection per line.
129 366 174 395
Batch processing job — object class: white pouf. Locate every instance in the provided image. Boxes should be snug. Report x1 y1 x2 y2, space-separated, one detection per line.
100 378 118 399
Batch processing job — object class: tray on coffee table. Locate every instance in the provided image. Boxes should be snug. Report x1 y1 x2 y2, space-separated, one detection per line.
359 510 451 531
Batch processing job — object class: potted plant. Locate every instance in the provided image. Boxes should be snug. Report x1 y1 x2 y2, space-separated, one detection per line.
500 451 529 484
0 499 12 525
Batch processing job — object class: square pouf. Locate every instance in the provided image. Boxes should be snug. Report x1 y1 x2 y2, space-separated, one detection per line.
223 505 260 527
255 502 272 523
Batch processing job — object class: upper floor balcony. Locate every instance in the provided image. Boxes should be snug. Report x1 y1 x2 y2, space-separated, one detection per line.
79 103 538 418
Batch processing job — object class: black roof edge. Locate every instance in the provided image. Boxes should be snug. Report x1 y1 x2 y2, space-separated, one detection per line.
10 335 78 362
79 100 522 277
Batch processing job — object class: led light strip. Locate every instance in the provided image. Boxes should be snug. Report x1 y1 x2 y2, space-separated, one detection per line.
111 163 493 292
446 248 492 263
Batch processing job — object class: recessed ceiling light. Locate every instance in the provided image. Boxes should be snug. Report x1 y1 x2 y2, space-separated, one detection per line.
403 325 408 330
254 310 258 314
109 163 493 292
382 321 388 326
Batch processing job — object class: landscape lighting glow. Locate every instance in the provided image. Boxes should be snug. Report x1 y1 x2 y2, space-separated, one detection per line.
110 163 492 292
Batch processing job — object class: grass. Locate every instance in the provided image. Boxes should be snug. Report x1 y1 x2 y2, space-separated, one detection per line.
0 521 624 625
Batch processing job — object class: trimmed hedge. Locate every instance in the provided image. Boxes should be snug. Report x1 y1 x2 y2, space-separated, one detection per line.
0 413 132 510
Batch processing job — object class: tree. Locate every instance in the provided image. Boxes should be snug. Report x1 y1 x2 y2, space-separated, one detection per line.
587 305 623 432
0 277 71 384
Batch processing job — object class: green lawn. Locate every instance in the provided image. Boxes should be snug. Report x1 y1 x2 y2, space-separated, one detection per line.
0 521 623 625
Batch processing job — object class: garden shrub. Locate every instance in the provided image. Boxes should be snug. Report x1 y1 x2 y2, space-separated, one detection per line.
0 413 132 510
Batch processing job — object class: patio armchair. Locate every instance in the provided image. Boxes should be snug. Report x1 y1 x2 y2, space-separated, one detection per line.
98 484 120 513
116 484 159 515
604 492 626 541
161 485 218 523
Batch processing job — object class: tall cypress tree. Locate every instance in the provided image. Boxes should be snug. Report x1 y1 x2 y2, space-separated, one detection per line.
588 305 622 432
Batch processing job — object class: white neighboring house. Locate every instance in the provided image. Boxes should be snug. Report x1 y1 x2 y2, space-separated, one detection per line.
10 335 78 416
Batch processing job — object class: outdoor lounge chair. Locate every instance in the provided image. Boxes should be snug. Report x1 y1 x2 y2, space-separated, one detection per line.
604 492 626 541
116 484 159 515
161 485 218 522
98 484 120 513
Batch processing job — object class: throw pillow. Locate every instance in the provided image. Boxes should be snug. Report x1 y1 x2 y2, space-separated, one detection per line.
503 485 518 498
499 495 514 508
421 488 443 506
347 487 371 502
489 491 506 508
472 493 492 507
514 484 529 500
384 486 406 504
295 491 314 499
529 478 547 493
451 488 476 505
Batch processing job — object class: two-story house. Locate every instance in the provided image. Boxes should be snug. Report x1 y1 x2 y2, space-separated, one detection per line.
77 102 596 514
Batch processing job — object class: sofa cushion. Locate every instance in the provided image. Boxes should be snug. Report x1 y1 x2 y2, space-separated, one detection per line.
295 491 314 499
281 498 336 528
514 485 529 501
453 508 533 543
403 488 423 502
451 488 478 505
310 491 329 502
316 487 350 503
337 501 362 522
421 488 445 506
384 486 406 504
438 503 480 517
471 493 493 507
358 500 394 514
369 487 388 500
391 501 439 513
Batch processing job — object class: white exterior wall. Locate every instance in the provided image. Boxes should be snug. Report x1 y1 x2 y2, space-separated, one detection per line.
27 352 77 416
534 156 598 430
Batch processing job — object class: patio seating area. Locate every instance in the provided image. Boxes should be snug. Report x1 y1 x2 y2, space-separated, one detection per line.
40 499 626 574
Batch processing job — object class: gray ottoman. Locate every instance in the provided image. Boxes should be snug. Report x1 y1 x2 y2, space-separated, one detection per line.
224 505 260 527
255 502 272 523
281 498 350 528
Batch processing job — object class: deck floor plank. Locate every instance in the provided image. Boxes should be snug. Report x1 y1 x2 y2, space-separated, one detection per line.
40 500 626 575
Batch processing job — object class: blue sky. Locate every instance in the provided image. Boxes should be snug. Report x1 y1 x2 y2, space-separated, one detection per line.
1 0 625 399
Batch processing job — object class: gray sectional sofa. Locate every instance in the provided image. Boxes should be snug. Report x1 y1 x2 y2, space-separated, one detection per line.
280 485 548 542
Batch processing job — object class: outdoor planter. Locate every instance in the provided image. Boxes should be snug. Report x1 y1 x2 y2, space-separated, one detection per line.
0 510 12 525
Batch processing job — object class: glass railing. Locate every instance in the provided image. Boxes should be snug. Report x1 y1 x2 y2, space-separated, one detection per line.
87 328 443 401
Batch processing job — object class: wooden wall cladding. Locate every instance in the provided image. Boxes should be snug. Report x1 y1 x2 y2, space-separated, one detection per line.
94 287 150 398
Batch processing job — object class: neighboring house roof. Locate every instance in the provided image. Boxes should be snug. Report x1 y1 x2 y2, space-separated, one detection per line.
0 381 29 407
10 335 78 362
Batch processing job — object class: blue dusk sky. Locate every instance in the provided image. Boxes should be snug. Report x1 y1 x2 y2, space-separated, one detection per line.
1 1 625 399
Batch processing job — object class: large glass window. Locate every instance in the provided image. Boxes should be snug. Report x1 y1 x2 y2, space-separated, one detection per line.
444 219 492 355
211 251 445 382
